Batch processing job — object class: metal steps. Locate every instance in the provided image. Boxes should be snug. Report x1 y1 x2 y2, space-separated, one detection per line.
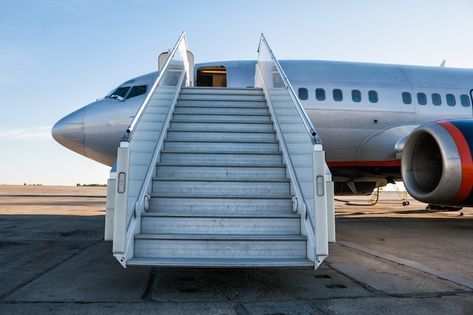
172 114 271 123
152 180 290 197
163 141 279 153
160 151 283 165
149 196 293 214
133 234 307 260
174 106 270 115
178 94 265 101
140 213 300 235
156 165 287 180
128 257 313 268
180 87 263 95
169 122 274 132
166 130 276 142
129 87 310 267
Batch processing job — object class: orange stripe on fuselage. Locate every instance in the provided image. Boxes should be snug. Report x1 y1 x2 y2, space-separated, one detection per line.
327 160 401 168
438 120 473 203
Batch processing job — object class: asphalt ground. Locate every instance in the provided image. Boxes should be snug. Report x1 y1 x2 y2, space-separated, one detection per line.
0 185 472 314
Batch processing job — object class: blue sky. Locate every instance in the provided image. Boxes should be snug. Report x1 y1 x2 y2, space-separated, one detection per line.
1 0 473 185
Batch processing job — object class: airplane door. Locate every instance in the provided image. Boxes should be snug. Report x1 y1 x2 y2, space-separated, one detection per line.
470 89 473 116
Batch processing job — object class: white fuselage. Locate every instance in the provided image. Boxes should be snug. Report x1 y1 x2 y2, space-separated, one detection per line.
52 60 473 187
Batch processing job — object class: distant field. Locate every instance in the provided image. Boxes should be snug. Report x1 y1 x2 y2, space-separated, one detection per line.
0 185 106 216
0 185 471 219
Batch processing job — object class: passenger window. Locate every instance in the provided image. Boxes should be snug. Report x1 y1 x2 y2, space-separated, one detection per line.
417 92 427 105
402 92 412 104
298 88 308 100
368 90 378 103
109 86 130 100
333 89 343 102
460 94 471 107
446 94 456 106
315 88 326 101
432 93 441 106
126 85 147 99
351 90 361 102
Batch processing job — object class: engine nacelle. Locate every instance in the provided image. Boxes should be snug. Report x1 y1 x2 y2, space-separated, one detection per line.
401 119 473 206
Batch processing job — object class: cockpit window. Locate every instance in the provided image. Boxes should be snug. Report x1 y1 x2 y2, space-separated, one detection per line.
109 86 130 101
126 85 147 99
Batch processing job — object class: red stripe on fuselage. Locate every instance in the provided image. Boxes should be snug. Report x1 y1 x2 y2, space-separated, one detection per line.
438 120 473 203
327 160 401 168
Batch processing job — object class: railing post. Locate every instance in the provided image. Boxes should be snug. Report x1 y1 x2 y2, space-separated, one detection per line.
104 171 116 241
113 142 130 255
325 169 336 243
313 144 329 267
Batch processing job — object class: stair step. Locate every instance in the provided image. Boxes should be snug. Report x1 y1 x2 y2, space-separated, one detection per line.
134 234 307 259
141 215 300 235
151 194 292 199
142 211 296 218
174 106 269 115
166 131 276 142
163 141 279 153
177 100 267 108
149 196 292 213
128 257 313 267
174 111 270 117
172 114 271 123
136 233 305 240
156 165 287 180
157 162 285 167
160 151 282 165
152 180 290 197
169 122 274 132
179 94 265 101
181 87 263 95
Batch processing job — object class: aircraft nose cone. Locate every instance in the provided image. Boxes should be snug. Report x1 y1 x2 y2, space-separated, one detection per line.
52 109 86 155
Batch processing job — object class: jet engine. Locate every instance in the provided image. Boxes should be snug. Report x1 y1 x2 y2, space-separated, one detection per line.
401 119 473 206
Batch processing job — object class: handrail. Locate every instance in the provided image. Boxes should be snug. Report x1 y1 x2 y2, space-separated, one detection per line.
120 70 186 263
255 34 333 265
133 71 185 222
113 32 191 265
124 32 189 139
257 34 322 145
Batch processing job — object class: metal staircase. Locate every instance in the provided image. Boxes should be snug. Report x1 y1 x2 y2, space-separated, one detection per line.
129 87 312 267
106 33 335 269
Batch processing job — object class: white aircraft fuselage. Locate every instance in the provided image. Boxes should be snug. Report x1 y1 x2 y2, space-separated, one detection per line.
52 59 473 197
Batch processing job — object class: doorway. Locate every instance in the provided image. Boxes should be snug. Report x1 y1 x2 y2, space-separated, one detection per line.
196 66 227 87
470 89 473 116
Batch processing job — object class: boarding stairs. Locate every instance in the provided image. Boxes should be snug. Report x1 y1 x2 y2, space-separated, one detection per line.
105 33 335 269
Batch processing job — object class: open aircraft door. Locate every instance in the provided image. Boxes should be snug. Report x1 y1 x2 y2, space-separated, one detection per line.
470 89 473 116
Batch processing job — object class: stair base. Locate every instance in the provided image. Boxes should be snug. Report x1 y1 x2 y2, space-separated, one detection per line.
128 257 314 268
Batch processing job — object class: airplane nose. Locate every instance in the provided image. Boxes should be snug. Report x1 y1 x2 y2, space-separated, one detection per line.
51 108 86 155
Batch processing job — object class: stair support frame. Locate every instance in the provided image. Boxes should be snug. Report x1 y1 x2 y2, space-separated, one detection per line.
255 33 334 268
112 32 192 267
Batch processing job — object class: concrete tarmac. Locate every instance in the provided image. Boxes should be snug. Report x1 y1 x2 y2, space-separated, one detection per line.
0 185 472 314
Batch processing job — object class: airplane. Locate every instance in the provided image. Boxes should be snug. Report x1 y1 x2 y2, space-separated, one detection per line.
52 58 473 208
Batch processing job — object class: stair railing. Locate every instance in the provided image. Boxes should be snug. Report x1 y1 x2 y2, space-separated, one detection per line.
112 32 192 267
255 34 334 267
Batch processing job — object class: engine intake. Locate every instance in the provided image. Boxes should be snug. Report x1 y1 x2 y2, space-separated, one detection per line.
401 119 473 206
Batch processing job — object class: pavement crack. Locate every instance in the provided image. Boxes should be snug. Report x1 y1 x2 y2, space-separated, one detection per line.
324 261 387 297
0 241 98 301
233 303 250 315
141 268 157 301
309 302 329 315
338 241 473 291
